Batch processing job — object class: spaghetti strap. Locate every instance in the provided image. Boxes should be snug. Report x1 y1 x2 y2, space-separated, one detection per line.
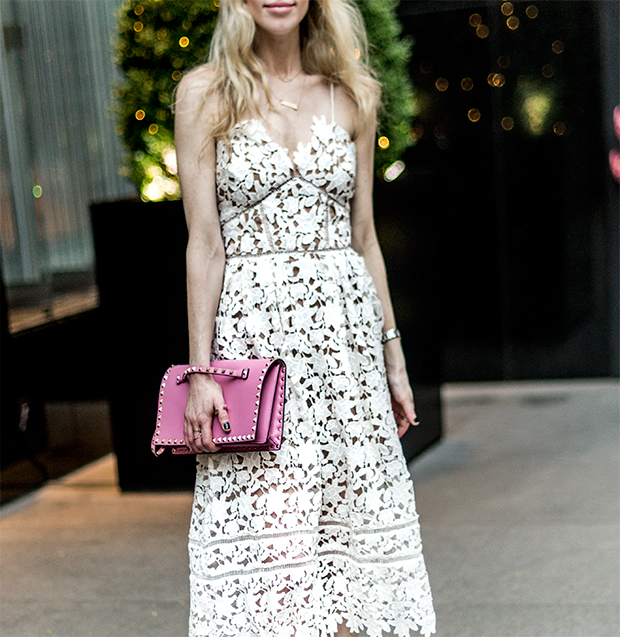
330 82 335 124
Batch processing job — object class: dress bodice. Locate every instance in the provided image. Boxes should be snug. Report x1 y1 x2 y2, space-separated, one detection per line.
215 116 356 258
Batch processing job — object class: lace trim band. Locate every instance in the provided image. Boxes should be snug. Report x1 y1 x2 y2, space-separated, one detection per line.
225 245 352 260
190 548 425 583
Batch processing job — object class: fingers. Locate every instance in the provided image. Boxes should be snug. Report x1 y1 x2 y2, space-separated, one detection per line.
391 395 420 439
184 410 221 453
214 402 231 432
195 422 221 453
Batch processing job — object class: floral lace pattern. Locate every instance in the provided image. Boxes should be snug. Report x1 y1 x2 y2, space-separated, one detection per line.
189 116 436 637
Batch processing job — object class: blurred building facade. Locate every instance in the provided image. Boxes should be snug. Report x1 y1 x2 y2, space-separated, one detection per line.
1 0 134 327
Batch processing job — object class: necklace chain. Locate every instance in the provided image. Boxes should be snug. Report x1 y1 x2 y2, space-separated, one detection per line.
270 68 303 83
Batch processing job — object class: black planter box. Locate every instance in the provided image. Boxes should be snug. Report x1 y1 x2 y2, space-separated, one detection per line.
91 199 195 491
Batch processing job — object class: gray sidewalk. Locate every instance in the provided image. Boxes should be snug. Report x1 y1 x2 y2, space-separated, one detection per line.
1 379 618 637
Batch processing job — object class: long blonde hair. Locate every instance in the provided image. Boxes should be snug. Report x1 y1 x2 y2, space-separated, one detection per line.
190 0 380 140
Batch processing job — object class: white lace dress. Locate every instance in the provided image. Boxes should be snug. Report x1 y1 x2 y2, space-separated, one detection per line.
188 113 436 637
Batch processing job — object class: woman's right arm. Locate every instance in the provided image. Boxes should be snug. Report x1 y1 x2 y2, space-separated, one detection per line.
175 70 229 453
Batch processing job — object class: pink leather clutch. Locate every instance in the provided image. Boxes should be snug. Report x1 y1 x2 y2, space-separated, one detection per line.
151 358 286 455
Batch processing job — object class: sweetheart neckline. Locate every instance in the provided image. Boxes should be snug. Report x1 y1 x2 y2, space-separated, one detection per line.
229 116 355 170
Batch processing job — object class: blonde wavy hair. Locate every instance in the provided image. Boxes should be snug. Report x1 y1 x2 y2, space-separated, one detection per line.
186 0 380 140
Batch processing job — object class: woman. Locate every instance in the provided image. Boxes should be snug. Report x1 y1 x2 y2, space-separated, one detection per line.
174 1 436 635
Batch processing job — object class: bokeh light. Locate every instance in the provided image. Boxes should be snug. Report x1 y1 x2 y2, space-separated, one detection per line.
378 136 390 149
435 78 449 92
507 16 520 30
135 109 145 120
469 13 482 27
476 25 489 39
488 73 506 87
553 122 567 136
526 5 539 18
542 64 554 78
552 40 565 54
461 77 474 91
501 117 514 130
179 36 189 48
410 124 424 140
162 148 178 174
468 109 481 122
523 92 551 134
32 185 43 198
501 2 514 16
498 55 511 69
384 160 405 182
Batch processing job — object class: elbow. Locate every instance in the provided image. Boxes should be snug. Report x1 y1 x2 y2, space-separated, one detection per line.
186 233 225 269
352 228 380 258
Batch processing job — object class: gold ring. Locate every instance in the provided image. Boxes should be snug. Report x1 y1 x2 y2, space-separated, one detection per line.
213 409 219 416
194 435 201 440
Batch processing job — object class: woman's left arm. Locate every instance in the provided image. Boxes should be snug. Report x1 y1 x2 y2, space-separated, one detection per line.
350 114 418 438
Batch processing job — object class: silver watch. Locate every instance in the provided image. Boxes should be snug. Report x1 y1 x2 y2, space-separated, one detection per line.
381 328 401 344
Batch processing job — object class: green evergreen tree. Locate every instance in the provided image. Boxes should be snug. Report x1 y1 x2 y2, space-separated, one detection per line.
115 0 414 200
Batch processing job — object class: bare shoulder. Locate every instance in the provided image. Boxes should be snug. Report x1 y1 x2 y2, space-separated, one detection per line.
175 64 220 125
332 83 370 142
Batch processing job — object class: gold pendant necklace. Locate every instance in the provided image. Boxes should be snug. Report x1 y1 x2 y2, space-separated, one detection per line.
278 75 306 111
280 100 298 111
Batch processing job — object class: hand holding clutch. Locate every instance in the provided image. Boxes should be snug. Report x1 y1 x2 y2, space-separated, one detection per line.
152 358 287 455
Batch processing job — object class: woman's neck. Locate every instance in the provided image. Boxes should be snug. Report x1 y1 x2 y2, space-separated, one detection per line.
254 28 303 80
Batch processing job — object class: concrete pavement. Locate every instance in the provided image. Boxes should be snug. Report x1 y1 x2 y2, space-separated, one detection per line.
1 379 618 637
